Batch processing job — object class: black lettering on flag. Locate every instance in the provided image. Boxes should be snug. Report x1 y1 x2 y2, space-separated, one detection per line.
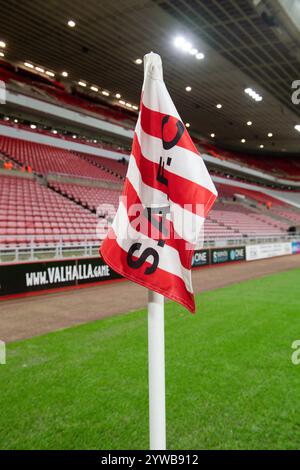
161 115 184 150
157 156 168 186
144 206 170 247
156 156 173 187
127 243 159 274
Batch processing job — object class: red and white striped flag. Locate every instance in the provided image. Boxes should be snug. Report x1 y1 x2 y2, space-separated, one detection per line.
100 52 217 312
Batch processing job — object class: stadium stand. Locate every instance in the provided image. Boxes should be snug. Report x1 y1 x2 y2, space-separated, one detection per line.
74 152 127 179
2 60 300 184
0 125 298 257
0 152 19 170
0 172 292 252
202 142 300 180
0 91 299 257
0 60 137 129
0 174 98 246
215 183 286 206
271 206 300 225
49 181 120 214
208 202 287 237
0 136 122 182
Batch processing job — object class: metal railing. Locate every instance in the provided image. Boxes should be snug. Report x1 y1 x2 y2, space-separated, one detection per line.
0 234 100 263
0 233 298 264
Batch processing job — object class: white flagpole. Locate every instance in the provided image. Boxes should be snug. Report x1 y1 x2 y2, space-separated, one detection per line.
148 289 166 450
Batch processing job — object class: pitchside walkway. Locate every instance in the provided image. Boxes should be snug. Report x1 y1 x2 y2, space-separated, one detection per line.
1 254 300 342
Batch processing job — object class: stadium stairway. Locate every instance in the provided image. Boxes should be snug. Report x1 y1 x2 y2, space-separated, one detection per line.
73 151 126 181
47 181 98 214
208 201 287 237
0 149 23 170
233 197 292 230
47 181 120 215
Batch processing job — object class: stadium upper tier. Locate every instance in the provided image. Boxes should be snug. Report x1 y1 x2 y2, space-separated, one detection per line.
216 183 286 206
1 59 300 183
200 142 300 181
0 135 123 182
0 60 136 130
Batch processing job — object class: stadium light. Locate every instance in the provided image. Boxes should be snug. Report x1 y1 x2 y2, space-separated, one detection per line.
0 52 4 57
132 105 138 110
174 36 204 61
46 71 55 77
247 121 252 126
30 124 36 129
259 144 264 148
244 87 262 102
0 41 6 48
119 100 125 105
294 125 300 132
174 36 185 48
67 20 76 28
90 86 98 92
135 58 142 64
52 130 58 134
210 133 215 137
35 67 44 73
78 81 86 87
102 91 109 96
185 86 192 92
186 122 190 128
115 93 121 99
182 41 192 52
241 139 246 143
126 102 132 107
216 104 222 109
268 132 273 137
62 71 68 77
24 62 34 68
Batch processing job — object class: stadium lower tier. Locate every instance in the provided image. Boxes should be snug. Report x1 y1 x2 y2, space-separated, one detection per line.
49 181 120 213
0 173 297 249
0 175 99 245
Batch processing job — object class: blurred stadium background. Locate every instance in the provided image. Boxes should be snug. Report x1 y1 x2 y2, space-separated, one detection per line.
0 0 300 450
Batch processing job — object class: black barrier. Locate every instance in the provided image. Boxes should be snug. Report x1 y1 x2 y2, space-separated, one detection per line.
211 246 245 264
0 256 122 296
0 246 246 297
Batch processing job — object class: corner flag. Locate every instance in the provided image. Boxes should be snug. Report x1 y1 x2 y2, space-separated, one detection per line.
100 52 217 312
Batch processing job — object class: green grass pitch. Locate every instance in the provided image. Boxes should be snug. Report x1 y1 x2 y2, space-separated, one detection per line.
0 268 300 450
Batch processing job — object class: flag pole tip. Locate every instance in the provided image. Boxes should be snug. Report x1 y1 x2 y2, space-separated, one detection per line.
143 52 163 81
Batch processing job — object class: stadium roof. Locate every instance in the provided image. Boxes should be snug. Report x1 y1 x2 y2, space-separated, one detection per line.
1 0 300 154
